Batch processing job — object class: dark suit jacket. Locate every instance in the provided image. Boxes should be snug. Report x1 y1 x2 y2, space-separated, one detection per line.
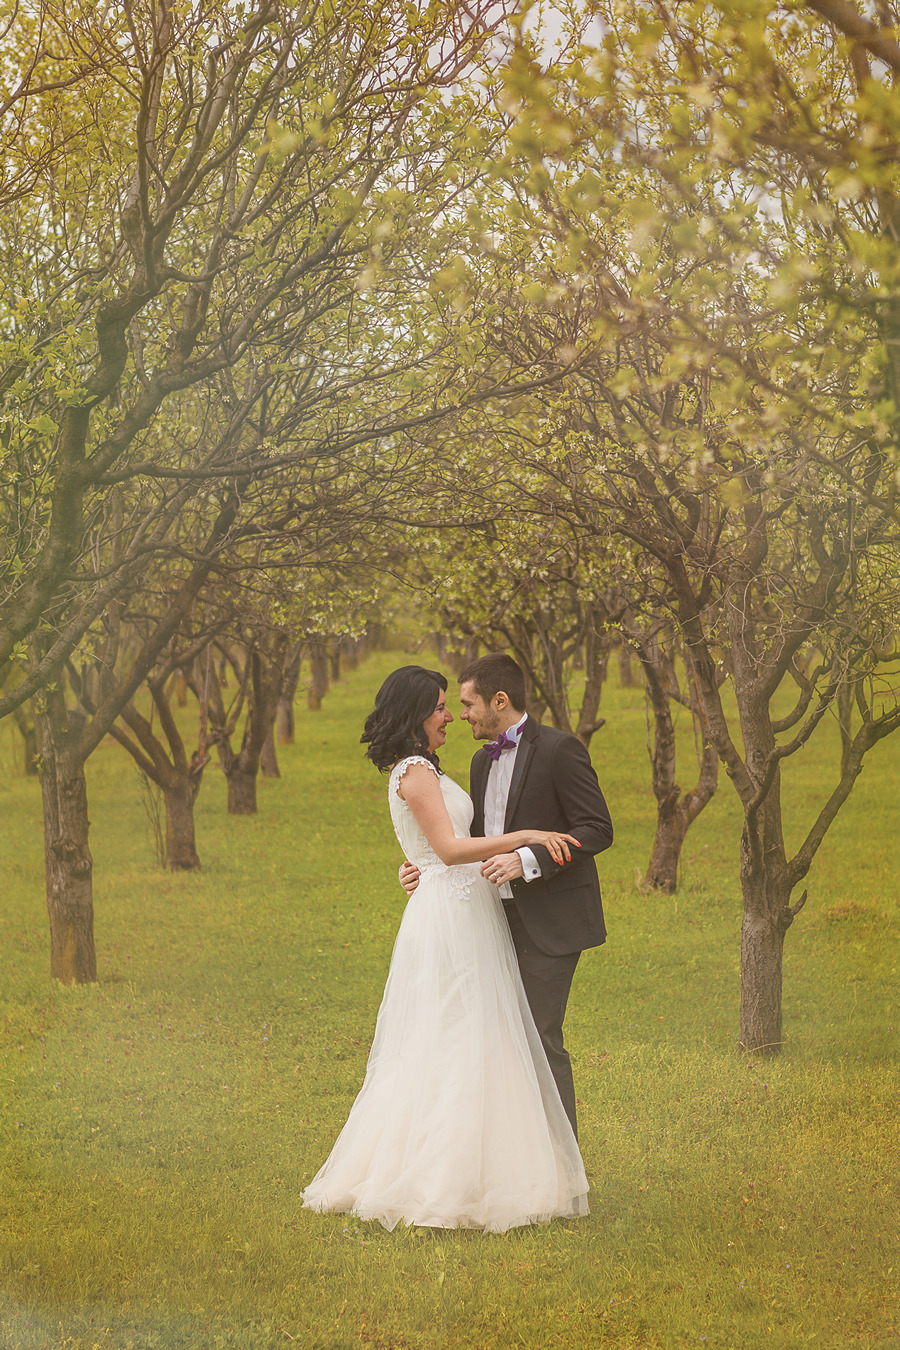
470 716 613 957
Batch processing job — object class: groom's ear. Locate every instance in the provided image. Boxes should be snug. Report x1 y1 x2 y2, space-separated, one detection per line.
493 690 510 712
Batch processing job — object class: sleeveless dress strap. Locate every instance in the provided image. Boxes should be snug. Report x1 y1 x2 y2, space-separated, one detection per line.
390 756 439 796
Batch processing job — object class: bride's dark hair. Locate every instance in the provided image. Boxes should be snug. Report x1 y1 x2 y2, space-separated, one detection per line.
361 665 448 773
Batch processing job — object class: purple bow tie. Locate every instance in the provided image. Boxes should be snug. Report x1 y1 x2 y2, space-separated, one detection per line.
485 731 517 761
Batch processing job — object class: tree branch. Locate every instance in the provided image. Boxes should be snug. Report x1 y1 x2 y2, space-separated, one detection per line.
804 0 900 73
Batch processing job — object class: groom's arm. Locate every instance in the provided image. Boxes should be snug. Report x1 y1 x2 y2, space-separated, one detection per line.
527 735 613 877
481 736 611 885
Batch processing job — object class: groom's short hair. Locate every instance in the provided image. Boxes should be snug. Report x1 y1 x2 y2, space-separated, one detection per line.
458 653 526 713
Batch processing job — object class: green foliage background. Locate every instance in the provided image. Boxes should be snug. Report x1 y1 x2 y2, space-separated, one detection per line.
0 652 897 1349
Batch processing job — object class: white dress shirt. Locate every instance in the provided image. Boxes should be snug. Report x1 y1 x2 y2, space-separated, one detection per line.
483 715 541 898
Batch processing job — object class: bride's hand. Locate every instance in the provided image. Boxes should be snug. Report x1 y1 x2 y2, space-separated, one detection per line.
527 831 582 865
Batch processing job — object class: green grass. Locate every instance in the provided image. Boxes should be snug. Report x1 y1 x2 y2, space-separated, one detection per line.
0 651 898 1349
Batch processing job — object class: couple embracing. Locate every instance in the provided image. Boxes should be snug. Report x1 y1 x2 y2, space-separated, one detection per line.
303 653 614 1232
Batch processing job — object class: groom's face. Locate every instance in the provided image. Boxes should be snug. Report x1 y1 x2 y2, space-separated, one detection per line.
458 680 502 740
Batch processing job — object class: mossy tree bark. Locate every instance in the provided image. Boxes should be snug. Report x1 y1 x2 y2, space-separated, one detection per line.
276 643 303 745
35 689 96 984
108 664 211 871
208 633 289 815
260 726 280 779
306 640 329 711
626 623 719 894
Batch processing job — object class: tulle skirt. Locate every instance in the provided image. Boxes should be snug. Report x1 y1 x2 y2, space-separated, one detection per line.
302 865 589 1232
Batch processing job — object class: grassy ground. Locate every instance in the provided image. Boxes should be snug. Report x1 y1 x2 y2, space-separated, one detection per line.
0 650 897 1349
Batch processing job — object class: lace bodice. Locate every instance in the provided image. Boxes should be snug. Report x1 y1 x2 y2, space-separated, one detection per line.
388 756 483 902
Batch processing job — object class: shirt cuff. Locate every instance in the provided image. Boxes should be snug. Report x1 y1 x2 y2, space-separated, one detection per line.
516 846 541 882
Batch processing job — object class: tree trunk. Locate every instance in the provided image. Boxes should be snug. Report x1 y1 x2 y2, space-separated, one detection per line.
523 666 547 723
342 636 360 671
434 633 462 673
260 724 280 778
642 664 682 892
330 642 342 682
536 637 573 733
216 736 261 817
574 628 609 747
163 778 201 870
21 722 39 774
228 767 258 814
12 705 39 774
644 794 689 893
307 640 329 710
277 642 303 744
276 696 294 745
35 693 96 984
836 678 853 778
210 639 287 813
617 643 636 687
23 723 39 775
369 621 385 651
110 676 210 871
632 631 718 893
739 835 791 1054
737 757 795 1053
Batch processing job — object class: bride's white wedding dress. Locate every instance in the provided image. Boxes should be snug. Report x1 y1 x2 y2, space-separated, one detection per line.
302 756 589 1232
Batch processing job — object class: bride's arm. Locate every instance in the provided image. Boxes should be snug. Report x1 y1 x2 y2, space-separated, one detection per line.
398 762 578 866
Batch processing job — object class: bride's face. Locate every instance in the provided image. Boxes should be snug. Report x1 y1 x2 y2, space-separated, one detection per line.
422 689 453 752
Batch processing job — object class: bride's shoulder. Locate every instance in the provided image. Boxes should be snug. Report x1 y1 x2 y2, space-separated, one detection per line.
389 755 441 796
390 755 440 779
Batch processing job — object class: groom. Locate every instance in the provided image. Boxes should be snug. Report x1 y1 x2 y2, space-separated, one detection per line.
402 652 613 1137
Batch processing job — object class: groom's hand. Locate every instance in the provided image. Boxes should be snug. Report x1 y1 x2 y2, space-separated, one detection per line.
399 861 420 896
481 852 524 886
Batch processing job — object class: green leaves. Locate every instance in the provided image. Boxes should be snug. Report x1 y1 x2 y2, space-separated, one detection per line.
25 416 58 438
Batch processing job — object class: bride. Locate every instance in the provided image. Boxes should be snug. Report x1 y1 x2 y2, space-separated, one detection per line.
302 665 589 1232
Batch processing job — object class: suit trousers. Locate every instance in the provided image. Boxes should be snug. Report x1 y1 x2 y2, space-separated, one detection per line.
503 902 581 1139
